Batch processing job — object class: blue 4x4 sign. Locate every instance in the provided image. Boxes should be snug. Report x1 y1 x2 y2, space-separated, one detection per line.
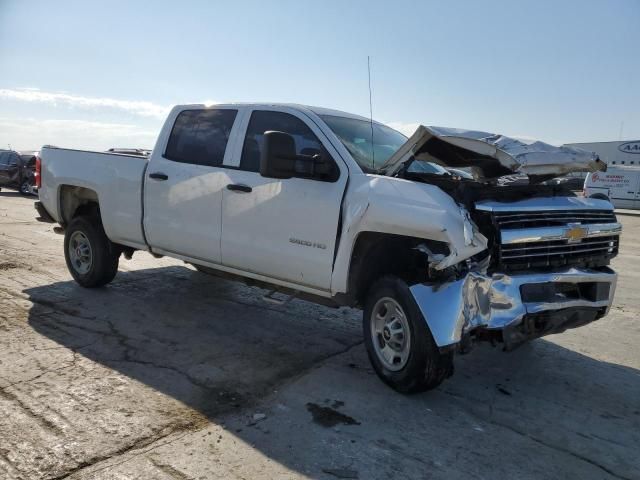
618 141 640 154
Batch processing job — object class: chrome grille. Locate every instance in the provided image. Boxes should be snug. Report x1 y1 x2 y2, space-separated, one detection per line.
493 210 616 229
500 235 619 268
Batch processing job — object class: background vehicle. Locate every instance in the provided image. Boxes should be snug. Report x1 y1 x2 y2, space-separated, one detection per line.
584 167 640 209
36 104 621 393
0 149 38 195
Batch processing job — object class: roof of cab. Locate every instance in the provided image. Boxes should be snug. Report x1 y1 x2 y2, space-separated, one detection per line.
173 102 376 123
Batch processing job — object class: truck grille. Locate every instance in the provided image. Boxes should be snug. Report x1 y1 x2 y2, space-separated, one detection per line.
499 235 619 268
476 203 622 271
493 210 616 229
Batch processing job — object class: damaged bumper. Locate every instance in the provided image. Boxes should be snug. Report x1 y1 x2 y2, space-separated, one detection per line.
410 267 617 350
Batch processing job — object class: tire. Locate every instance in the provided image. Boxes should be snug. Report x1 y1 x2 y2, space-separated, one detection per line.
19 178 31 196
363 275 453 393
64 215 120 288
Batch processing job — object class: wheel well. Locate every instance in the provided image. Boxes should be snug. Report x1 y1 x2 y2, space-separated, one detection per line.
347 232 450 307
590 193 609 201
59 185 100 225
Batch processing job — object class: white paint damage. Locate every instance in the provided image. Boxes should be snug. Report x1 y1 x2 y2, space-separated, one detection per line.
381 125 608 180
331 174 488 293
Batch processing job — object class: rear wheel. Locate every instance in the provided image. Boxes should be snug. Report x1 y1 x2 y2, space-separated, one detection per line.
363 275 453 393
19 178 31 196
64 215 120 287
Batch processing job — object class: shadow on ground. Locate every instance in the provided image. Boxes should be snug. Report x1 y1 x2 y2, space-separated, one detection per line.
24 266 361 417
23 267 640 479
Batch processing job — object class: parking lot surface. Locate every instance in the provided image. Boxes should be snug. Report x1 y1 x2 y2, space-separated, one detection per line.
1 191 639 480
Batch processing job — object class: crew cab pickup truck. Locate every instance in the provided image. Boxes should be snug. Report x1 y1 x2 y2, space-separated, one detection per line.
36 103 622 393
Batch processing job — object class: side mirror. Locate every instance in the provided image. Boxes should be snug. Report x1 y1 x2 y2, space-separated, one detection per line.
260 130 336 181
260 131 296 179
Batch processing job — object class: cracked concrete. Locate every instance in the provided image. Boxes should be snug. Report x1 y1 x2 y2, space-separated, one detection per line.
1 191 639 479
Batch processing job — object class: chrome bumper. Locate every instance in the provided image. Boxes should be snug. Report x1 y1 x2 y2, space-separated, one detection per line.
410 267 617 349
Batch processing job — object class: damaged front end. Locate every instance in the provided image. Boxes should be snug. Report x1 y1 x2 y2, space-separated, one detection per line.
380 125 607 181
409 196 621 352
378 126 621 351
411 266 617 351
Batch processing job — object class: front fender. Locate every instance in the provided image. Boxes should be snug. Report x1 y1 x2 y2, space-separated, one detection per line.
330 174 488 294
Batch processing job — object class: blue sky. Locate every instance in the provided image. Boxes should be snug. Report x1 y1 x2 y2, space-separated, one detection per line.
1 0 638 150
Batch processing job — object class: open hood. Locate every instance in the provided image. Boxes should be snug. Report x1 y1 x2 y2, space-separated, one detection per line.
380 126 607 182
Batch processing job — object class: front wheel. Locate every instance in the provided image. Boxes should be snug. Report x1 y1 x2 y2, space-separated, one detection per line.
363 275 453 393
64 215 120 288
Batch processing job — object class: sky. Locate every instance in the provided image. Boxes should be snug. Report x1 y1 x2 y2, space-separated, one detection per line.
0 0 638 151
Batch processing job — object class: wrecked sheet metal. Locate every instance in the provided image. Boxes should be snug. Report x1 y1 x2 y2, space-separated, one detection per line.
410 267 617 349
381 126 607 181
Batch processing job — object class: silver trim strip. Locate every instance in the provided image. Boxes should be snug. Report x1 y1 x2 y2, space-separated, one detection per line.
476 196 614 212
502 238 614 252
502 245 616 260
501 222 622 245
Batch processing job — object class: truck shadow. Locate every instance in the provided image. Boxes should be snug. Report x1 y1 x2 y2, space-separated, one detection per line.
23 267 640 477
24 266 363 417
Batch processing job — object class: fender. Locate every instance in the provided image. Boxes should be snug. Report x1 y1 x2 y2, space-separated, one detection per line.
331 173 488 295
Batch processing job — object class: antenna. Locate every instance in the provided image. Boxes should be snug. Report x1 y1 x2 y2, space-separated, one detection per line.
367 56 375 169
619 121 624 141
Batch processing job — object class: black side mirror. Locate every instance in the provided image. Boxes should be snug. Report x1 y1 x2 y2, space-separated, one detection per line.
260 131 297 179
260 130 336 181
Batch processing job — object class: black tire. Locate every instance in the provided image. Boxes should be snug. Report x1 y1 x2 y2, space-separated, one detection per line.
64 215 120 288
19 178 31 196
363 275 454 393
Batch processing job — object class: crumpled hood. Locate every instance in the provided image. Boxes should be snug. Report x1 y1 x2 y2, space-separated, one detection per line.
381 125 607 181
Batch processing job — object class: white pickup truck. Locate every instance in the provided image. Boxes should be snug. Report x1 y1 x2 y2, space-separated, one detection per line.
36 103 622 393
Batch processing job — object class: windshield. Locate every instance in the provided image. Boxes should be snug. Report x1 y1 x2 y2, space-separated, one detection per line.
321 115 408 171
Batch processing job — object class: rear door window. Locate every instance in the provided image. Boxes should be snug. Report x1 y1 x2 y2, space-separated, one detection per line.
165 109 237 167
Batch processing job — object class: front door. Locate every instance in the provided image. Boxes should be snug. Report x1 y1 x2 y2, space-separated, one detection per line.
220 108 347 291
143 107 240 263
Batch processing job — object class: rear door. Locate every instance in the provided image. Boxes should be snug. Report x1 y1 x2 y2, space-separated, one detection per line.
633 170 640 209
220 108 347 291
587 170 635 208
143 107 241 263
604 170 636 208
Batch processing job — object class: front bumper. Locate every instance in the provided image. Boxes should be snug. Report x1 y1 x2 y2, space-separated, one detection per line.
410 267 617 350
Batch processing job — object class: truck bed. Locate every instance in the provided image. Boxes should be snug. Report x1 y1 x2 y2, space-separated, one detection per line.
39 146 149 249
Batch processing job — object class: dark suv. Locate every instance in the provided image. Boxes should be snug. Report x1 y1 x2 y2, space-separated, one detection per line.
0 150 38 195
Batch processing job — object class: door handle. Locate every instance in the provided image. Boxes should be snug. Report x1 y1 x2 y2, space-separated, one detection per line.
226 183 252 193
149 172 168 181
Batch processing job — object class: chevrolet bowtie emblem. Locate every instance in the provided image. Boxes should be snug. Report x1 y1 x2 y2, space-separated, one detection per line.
564 225 588 244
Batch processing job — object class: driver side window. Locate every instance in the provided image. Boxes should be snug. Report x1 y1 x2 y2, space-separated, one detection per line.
240 110 338 181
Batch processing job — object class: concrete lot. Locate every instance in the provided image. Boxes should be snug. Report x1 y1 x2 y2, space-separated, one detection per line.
0 191 638 480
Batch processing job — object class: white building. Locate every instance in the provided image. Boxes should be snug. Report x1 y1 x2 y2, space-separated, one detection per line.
564 140 640 167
